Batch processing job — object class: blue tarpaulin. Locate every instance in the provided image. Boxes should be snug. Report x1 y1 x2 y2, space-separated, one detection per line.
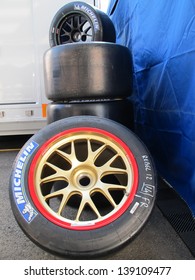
107 0 195 216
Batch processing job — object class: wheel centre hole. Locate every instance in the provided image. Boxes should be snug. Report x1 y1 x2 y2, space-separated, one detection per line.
72 31 81 42
79 176 91 187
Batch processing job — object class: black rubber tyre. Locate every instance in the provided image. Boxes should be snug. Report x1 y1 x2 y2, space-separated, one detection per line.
49 1 116 47
43 42 133 101
47 99 134 131
10 116 156 258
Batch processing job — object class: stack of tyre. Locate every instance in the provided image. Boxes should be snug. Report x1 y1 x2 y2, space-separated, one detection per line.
9 1 157 258
44 1 134 129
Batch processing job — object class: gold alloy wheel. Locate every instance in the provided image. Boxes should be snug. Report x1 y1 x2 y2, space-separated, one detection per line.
33 129 136 228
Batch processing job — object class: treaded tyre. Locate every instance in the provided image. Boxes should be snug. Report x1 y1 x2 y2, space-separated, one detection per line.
10 116 156 258
49 1 116 47
47 99 134 131
43 42 133 101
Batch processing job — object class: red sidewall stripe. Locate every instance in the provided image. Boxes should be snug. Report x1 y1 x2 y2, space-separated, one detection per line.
28 127 139 231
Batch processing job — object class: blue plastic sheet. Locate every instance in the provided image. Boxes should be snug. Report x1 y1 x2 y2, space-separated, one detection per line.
107 0 195 216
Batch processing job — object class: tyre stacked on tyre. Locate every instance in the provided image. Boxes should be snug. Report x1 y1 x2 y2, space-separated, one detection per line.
9 1 157 258
44 1 134 130
49 1 116 46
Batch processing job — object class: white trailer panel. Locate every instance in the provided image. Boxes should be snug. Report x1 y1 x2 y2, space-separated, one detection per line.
0 0 97 135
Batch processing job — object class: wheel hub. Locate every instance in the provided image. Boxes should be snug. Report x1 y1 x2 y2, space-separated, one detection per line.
71 165 97 190
72 30 82 42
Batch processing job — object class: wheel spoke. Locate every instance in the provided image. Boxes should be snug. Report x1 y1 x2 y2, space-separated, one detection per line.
57 193 71 215
103 154 120 168
44 188 66 200
87 139 106 162
99 154 128 175
83 26 92 35
70 140 78 162
41 162 70 184
77 15 88 29
60 28 69 36
79 18 88 29
73 15 79 28
85 34 93 38
76 195 101 221
45 185 79 215
100 189 117 207
68 17 74 28
93 182 127 207
63 38 72 44
56 149 72 164
56 141 79 167
102 167 127 176
103 183 127 191
40 173 62 184
75 199 85 221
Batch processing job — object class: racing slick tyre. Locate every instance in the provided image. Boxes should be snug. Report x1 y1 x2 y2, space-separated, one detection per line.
43 42 133 101
47 99 134 131
9 116 156 258
49 1 116 47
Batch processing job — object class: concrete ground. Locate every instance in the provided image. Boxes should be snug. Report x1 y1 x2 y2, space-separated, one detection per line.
0 149 194 260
